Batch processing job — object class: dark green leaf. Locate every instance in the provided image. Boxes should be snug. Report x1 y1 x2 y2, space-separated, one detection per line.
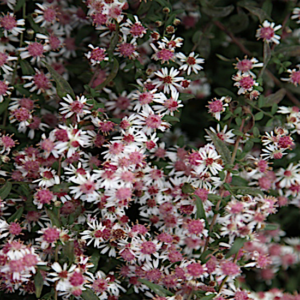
264 223 279 231
264 88 285 107
163 115 180 123
43 62 75 98
0 182 12 199
7 207 24 223
205 129 231 165
138 279 174 297
227 12 249 33
108 23 120 58
81 288 100 300
253 126 260 136
62 241 75 264
89 251 101 273
45 208 61 227
14 0 26 12
254 111 264 121
231 186 264 196
214 88 235 98
225 237 246 258
0 97 11 115
271 103 278 115
241 5 272 22
195 195 207 223
182 183 194 194
260 42 271 76
202 5 234 17
34 270 44 298
180 93 195 101
155 0 172 9
275 45 300 57
20 60 34 75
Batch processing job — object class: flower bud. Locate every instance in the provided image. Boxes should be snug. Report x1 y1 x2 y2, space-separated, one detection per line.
162 7 170 14
166 25 175 34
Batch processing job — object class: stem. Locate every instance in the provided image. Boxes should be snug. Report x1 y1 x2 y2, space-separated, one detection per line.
202 119 245 253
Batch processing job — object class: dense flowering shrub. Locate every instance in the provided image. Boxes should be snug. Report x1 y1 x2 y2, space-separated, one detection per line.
1 0 300 300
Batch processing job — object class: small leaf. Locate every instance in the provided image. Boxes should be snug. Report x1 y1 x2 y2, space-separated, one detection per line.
195 195 207 223
225 237 246 258
253 126 260 137
264 88 285 107
216 54 233 62
34 270 44 298
138 279 174 297
264 223 279 231
20 60 34 75
62 241 75 263
254 111 264 121
241 5 272 22
89 251 101 273
180 93 195 101
0 97 11 115
271 103 278 115
7 207 24 223
108 22 120 58
182 183 194 194
14 0 26 12
275 45 300 57
45 208 61 227
231 186 264 196
260 42 271 76
0 181 12 199
82 288 100 300
205 129 231 165
202 5 234 17
43 61 75 98
214 87 235 98
163 115 180 123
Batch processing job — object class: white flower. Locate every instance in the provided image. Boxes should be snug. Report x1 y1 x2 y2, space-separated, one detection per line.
256 20 281 44
154 67 184 94
177 52 204 75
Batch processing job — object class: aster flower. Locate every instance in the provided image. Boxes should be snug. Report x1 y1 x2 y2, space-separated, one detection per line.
177 52 205 75
281 66 300 86
33 3 57 27
256 20 281 44
234 56 263 77
0 51 17 74
207 96 230 121
85 44 108 66
154 67 184 94
0 13 25 37
291 7 300 24
233 74 259 95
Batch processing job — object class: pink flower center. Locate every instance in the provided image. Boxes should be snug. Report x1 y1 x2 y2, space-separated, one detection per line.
156 49 174 62
205 157 214 166
164 98 178 111
187 262 204 277
55 129 69 141
209 100 223 113
43 8 56 22
291 71 300 85
80 181 96 194
49 35 61 50
0 52 8 66
140 241 156 255
34 72 50 90
145 114 162 129
70 271 84 286
0 15 17 30
13 107 30 121
259 26 275 40
9 222 22 235
44 227 60 243
139 92 153 105
239 76 254 90
284 170 292 177
92 278 108 293
278 136 293 148
221 261 240 276
236 59 252 72
71 100 84 113
43 171 54 179
36 189 53 204
162 75 173 84
0 81 8 95
116 187 131 200
41 139 54 152
187 220 204 235
119 43 135 57
28 42 44 57
90 48 106 62
2 135 15 148
130 23 146 36
116 96 130 109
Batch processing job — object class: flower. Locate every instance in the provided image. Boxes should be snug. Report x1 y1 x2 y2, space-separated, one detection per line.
233 74 259 95
177 52 204 75
234 56 263 77
154 67 184 94
256 20 281 44
281 66 300 86
207 96 229 121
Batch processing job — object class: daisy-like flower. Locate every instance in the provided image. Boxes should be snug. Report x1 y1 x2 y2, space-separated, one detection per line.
234 56 263 77
195 144 223 175
233 74 259 95
60 94 91 122
0 51 17 74
34 3 57 27
281 66 300 86
207 96 230 121
0 79 13 102
0 13 25 37
151 42 175 64
276 163 300 188
33 167 60 188
120 15 147 40
291 7 300 24
19 40 50 65
69 172 100 202
205 124 235 144
85 44 108 66
177 52 204 75
116 38 139 59
80 220 106 248
154 67 184 94
152 90 183 116
256 20 281 44
160 35 184 49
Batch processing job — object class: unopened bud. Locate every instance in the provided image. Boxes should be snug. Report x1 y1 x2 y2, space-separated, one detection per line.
54 201 61 207
155 21 163 27
151 31 160 40
1 155 10 163
224 96 232 103
162 7 170 14
173 18 181 26
166 25 175 34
